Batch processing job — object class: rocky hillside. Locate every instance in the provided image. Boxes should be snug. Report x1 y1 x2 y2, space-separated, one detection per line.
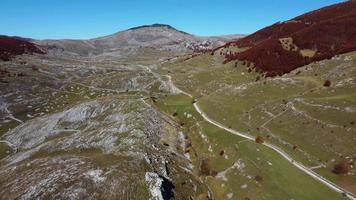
36 24 243 57
216 0 356 76
0 53 209 199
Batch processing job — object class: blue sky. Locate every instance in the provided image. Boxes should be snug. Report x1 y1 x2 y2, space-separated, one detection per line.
0 0 344 39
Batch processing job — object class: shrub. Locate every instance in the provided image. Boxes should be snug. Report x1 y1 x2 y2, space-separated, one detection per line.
323 80 331 87
255 136 265 144
255 76 261 82
210 170 218 177
255 175 263 182
199 159 211 176
219 150 225 156
31 65 39 71
332 161 349 174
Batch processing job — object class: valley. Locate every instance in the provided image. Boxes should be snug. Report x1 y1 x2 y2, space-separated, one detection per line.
1 1 356 200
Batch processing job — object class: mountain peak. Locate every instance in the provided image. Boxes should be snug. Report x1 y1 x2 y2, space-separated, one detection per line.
128 24 189 35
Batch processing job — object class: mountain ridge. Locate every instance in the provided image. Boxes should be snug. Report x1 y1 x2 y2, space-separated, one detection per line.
34 24 244 57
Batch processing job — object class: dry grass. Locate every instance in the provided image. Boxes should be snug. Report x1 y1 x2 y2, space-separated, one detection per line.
300 49 317 58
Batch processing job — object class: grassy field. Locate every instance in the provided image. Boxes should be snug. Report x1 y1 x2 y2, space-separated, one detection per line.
158 51 356 195
154 94 345 200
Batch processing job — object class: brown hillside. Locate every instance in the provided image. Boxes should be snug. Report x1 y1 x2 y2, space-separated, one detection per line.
0 36 44 61
220 1 356 76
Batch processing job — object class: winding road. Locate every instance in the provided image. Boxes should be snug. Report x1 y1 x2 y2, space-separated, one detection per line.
166 75 356 200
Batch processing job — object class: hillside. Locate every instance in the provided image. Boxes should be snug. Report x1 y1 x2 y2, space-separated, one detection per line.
216 0 356 76
162 48 356 198
0 36 44 61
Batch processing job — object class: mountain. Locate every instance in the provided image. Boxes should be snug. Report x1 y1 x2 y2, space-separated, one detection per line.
0 36 44 61
215 0 356 76
36 24 244 57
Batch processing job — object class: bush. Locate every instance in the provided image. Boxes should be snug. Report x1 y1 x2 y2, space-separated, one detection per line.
199 159 211 176
210 170 218 177
255 76 261 82
332 161 349 174
219 150 225 156
323 80 331 87
31 65 39 71
255 175 263 182
255 136 265 144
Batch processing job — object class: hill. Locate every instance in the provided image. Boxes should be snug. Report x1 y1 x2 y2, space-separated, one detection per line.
0 36 44 61
216 0 356 76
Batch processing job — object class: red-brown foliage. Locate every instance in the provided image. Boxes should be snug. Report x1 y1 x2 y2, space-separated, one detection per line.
220 1 356 76
0 36 44 61
255 136 265 144
332 161 349 175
